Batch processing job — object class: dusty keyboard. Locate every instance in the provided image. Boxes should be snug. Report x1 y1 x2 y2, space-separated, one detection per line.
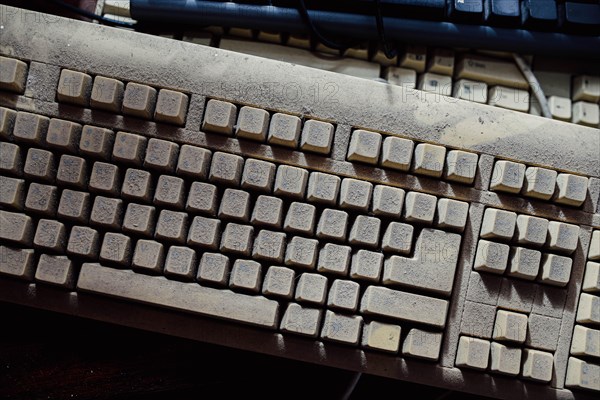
0 5 599 399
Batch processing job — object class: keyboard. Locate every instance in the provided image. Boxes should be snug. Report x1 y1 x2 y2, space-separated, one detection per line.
1 4 599 399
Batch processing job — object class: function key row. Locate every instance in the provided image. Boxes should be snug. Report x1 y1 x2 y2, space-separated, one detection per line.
55 69 189 126
347 129 479 185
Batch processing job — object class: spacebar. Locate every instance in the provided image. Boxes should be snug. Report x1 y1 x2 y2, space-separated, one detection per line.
77 263 280 329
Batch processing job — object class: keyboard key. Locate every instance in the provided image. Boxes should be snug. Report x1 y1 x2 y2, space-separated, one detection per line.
285 236 318 269
132 240 164 273
252 230 286 263
576 293 599 325
540 254 572 287
99 232 132 266
295 273 328 305
522 0 558 28
262 266 295 299
24 148 55 183
381 222 413 254
317 208 348 241
385 67 417 89
350 250 383 282
402 329 443 361
490 342 521 376
547 221 579 253
147 138 181 173
317 243 351 276
371 185 405 217
571 325 600 358
123 203 156 236
490 160 526 193
554 173 587 207
361 286 449 328
380 136 414 171
0 56 27 93
583 261 600 293
522 167 557 200
480 208 517 240
474 240 510 274
154 89 188 125
327 280 360 312
57 69 92 106
412 143 446 178
493 309 527 343
13 112 49 145
456 336 490 370
220 223 254 256
339 178 372 212
573 75 600 103
0 176 24 210
488 0 520 22
548 96 571 121
347 130 382 165
399 46 426 73
79 125 115 159
122 168 153 202
565 2 600 30
230 259 262 293
280 303 322 337
572 101 600 127
456 55 528 89
250 195 283 228
78 263 279 328
35 254 75 288
155 210 188 244
445 150 478 184
122 82 157 119
56 155 87 189
90 76 124 113
522 349 553 383
274 165 308 199
57 189 90 223
25 183 58 217
154 175 185 209
240 159 275 192
436 198 469 232
452 79 487 103
428 49 454 76
197 252 230 285
589 231 600 261
268 113 301 148
112 131 147 166
283 202 316 235
306 172 340 205
209 152 244 186
67 226 99 259
418 72 452 96
0 246 35 280
362 321 401 353
0 210 33 246
89 162 120 196
321 310 363 345
164 246 197 280
236 106 269 141
451 0 483 19
218 188 251 222
203 99 237 135
348 216 381 248
565 357 600 391
404 191 437 224
508 247 541 280
515 215 548 246
0 107 16 139
488 86 530 112
300 120 334 155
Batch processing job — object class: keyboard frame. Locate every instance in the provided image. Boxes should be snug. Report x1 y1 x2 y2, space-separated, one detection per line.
0 5 599 400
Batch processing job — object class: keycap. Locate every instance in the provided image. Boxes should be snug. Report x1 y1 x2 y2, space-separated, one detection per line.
565 2 600 30
78 263 279 328
418 72 452 96
381 222 413 254
554 173 587 207
348 216 381 248
147 138 181 173
280 303 322 337
583 261 600 293
522 349 553 383
0 107 16 139
132 240 164 273
316 208 348 241
220 223 254 256
399 46 426 73
0 210 33 246
572 101 600 127
285 236 318 269
339 178 372 212
306 172 340 205
380 136 414 171
122 168 153 202
0 142 22 176
490 342 521 376
480 208 517 240
455 336 491 370
252 230 286 263
445 150 479 184
384 226 461 294
385 67 417 89
67 226 99 259
24 183 58 217
473 240 510 274
540 254 572 287
24 148 55 183
0 246 35 280
547 96 572 121
362 321 401 353
79 125 115 159
412 143 446 178
35 254 75 289
347 130 382 165
33 219 66 252
361 286 448 328
573 75 600 103
327 280 360 312
99 232 132 266
436 198 469 232
154 89 189 125
590 231 600 261
317 243 352 276
456 54 528 89
88 162 120 196
241 159 275 192
197 252 230 285
576 293 600 325
122 82 157 119
300 120 334 154
321 310 363 345
184 182 216 216
547 221 579 254
209 152 244 186
274 165 308 199
122 203 155 236
154 210 188 244
235 106 269 141
402 329 443 361
428 48 454 76
57 69 92 106
451 79 488 103
262 266 295 299
13 112 49 145
55 155 86 189
0 56 28 93
515 215 548 247
488 86 530 112
250 195 283 228
112 131 147 166
164 246 197 280
565 357 600 392
202 99 237 135
572 325 600 360
490 160 526 193
493 310 527 343
351 249 383 282
90 76 124 112
0 176 24 210
522 167 557 200
218 188 251 222
154 175 185 209
508 247 541 280
176 144 212 179
283 202 315 235
371 185 404 217
229 259 262 293
295 273 327 305
403 191 437 224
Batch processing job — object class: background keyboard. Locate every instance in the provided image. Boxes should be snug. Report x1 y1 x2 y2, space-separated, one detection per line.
0 5 599 399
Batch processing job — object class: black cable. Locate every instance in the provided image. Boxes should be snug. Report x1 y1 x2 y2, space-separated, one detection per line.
48 0 137 28
297 0 348 52
374 0 397 59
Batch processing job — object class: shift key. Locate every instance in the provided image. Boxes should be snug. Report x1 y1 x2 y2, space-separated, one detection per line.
456 55 529 90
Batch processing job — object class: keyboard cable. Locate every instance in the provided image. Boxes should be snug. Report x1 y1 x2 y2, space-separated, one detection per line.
512 53 552 119
297 0 350 52
374 0 398 59
341 371 362 400
48 0 137 28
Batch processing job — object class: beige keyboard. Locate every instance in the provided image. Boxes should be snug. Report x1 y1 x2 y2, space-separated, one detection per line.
1 5 599 399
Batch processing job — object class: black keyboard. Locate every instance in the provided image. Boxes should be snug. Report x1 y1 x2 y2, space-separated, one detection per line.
129 0 600 58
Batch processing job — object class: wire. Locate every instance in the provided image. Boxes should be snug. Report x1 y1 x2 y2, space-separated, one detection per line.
48 0 137 28
374 0 397 59
297 0 348 52
512 53 551 118
341 371 362 400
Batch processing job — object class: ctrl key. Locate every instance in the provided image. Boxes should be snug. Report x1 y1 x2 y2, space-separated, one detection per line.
565 357 600 392
0 246 35 280
455 336 491 371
